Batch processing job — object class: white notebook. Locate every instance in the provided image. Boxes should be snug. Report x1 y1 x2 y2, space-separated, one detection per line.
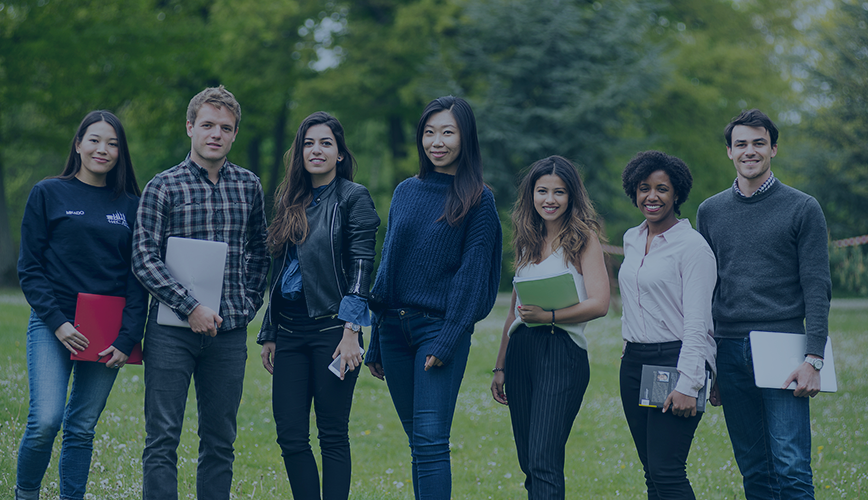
749 331 837 393
156 237 228 328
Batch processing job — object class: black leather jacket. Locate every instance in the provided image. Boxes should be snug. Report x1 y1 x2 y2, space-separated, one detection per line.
256 178 380 344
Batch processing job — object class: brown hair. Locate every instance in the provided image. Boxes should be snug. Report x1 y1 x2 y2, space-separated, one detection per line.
512 156 602 271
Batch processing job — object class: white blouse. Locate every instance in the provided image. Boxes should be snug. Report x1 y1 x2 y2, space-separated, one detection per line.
618 218 717 397
508 249 590 350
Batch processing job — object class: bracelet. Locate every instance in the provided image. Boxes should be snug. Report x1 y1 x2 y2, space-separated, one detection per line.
552 310 556 324
492 367 505 373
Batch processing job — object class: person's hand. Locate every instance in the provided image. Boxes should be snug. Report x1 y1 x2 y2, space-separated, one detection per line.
709 381 722 407
783 359 822 398
367 362 385 380
332 331 363 380
516 305 551 324
424 355 443 371
98 345 129 369
54 322 89 355
491 371 508 405
663 390 697 417
260 342 276 375
188 305 222 336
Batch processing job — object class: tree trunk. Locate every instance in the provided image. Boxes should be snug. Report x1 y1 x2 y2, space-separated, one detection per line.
0 130 19 287
246 136 262 178
266 104 289 216
388 114 406 160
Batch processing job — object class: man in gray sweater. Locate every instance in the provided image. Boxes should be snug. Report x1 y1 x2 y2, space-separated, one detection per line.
697 109 831 500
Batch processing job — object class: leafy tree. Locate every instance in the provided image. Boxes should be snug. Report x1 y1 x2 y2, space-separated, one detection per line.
295 0 463 200
627 0 800 236
790 0 868 239
0 0 215 285
450 0 667 228
208 0 324 201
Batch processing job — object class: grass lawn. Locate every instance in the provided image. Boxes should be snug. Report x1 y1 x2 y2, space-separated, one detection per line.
1 290 866 499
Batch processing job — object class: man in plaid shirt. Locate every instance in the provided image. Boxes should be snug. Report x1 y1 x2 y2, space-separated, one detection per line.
132 85 269 500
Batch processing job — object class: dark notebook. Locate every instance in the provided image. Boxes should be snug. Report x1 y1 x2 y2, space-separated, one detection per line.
638 365 710 412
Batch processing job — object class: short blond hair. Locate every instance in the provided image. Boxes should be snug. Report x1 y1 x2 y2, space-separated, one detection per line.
187 85 241 129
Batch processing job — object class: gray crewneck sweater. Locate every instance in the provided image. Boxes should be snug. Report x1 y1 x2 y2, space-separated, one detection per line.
697 180 831 356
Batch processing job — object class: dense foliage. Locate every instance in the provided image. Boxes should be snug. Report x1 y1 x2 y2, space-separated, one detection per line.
1 0 865 292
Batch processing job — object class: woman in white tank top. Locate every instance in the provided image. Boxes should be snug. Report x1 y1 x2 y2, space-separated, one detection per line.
490 156 610 499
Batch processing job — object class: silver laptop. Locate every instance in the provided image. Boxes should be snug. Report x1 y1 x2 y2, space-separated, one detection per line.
156 237 228 328
749 331 837 393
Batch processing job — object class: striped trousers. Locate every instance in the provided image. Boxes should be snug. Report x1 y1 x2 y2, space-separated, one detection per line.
505 325 590 500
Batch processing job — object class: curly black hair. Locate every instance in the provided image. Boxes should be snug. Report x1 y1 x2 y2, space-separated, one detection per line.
621 150 693 216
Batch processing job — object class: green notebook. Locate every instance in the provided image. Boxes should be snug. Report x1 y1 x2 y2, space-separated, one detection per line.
513 270 580 326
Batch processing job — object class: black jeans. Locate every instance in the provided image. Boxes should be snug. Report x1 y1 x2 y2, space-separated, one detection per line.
619 341 703 500
505 325 590 500
273 318 360 500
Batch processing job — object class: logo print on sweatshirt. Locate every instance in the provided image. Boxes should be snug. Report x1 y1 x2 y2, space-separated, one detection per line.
66 210 85 216
106 212 129 229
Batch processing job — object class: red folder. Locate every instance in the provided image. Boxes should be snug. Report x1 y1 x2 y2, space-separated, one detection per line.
71 293 143 364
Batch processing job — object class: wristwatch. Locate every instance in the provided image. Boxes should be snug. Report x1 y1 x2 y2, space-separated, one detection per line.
805 357 824 371
345 322 361 333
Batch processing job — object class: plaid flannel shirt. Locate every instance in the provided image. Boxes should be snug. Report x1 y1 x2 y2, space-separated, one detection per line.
132 155 269 330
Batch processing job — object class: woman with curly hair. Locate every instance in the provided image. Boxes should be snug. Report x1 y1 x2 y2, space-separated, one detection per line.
618 150 717 499
491 155 610 500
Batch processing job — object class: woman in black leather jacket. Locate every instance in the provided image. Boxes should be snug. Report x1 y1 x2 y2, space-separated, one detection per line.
257 111 380 500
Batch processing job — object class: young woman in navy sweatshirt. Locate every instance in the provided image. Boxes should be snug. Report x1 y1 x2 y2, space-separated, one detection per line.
365 96 502 500
15 110 147 500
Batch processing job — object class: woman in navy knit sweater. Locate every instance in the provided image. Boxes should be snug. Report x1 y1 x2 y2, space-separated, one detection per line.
15 110 147 500
365 96 502 500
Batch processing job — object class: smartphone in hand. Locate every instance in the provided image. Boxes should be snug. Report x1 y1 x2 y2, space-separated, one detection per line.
328 347 365 378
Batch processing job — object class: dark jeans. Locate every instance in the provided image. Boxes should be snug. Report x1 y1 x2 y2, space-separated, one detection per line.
141 315 247 500
272 318 360 500
505 325 590 500
378 309 472 500
620 341 703 500
716 338 814 499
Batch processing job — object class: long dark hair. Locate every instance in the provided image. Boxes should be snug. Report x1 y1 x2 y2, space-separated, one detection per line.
512 156 602 270
267 111 357 253
52 110 140 198
416 96 484 227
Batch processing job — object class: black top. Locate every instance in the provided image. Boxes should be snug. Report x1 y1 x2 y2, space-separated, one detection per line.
18 177 148 355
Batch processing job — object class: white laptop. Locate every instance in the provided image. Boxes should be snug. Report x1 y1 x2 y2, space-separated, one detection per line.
156 237 228 328
749 331 837 393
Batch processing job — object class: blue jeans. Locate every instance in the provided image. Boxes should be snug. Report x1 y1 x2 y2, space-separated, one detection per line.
716 338 814 499
141 315 247 500
16 311 119 500
377 309 471 500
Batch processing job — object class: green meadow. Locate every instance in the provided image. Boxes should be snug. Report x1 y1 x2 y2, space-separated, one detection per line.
1 291 866 499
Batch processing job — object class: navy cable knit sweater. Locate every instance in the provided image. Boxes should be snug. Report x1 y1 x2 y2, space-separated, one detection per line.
366 172 502 365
